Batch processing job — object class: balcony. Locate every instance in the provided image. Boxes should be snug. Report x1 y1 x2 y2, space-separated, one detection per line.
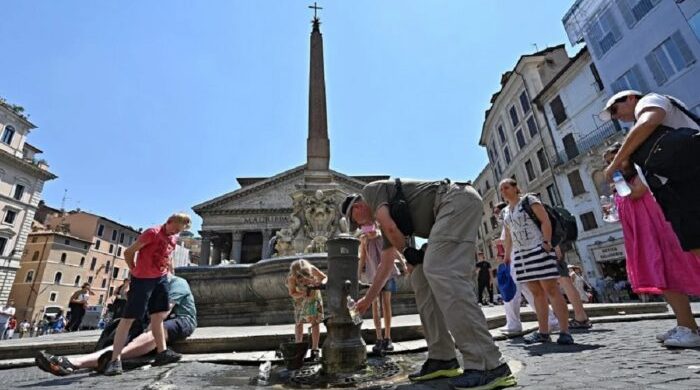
555 120 622 166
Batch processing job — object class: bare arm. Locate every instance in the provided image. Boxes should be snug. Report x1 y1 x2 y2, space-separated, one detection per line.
504 225 513 263
287 277 305 299
605 108 665 179
362 248 398 305
374 205 406 253
629 177 649 200
124 240 148 270
311 265 327 285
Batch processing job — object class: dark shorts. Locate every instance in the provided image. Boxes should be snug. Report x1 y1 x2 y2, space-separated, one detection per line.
122 275 170 319
164 317 195 342
382 278 397 293
557 260 569 277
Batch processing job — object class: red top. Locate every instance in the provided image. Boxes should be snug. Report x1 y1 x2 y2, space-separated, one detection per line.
131 225 177 278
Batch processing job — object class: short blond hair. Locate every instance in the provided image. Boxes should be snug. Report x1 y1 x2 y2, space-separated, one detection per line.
167 213 192 229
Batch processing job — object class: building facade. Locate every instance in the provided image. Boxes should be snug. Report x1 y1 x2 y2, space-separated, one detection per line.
563 0 700 112
0 101 57 304
533 47 626 281
473 164 500 265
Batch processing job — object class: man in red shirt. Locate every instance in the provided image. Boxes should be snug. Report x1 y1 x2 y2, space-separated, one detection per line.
104 213 191 376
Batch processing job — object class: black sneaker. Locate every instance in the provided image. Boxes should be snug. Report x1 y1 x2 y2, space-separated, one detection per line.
408 358 462 382
383 339 394 352
449 363 517 390
35 350 78 376
372 339 384 354
557 332 575 345
523 331 551 344
96 351 113 374
569 319 593 330
103 359 123 376
152 348 182 367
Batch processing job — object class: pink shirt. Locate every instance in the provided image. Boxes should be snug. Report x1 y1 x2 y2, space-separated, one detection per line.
132 225 177 279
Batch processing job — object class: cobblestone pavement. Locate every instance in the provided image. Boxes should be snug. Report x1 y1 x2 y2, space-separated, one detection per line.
3 319 700 389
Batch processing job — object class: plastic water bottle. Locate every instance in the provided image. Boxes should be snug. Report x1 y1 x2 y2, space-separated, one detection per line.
346 295 363 325
612 171 631 197
257 360 271 385
600 196 619 223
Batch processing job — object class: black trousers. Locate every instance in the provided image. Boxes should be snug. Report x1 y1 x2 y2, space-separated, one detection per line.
67 303 85 332
477 279 493 304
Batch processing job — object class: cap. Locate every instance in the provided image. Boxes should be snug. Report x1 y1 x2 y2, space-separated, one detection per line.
599 90 642 121
340 194 362 223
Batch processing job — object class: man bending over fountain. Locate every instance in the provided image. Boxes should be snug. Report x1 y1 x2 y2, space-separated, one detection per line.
35 275 197 376
342 179 516 390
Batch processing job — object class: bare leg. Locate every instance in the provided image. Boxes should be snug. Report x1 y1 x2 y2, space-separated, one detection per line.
110 318 135 362
382 291 393 340
294 323 304 343
664 290 698 331
150 312 168 353
542 279 570 333
371 299 382 340
559 276 588 322
310 321 320 350
526 281 549 334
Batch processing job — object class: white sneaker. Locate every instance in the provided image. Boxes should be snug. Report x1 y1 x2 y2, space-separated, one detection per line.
499 326 522 335
656 326 678 343
664 327 700 348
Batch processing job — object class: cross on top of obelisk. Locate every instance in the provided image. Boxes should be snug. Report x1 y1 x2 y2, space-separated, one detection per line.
308 2 322 22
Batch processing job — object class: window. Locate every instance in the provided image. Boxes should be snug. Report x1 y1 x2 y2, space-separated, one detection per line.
617 0 660 28
586 7 622 58
536 148 549 171
109 287 114 297
547 184 560 206
101 279 107 288
90 257 97 271
645 31 696 86
119 232 125 244
0 237 7 256
97 224 104 237
526 116 538 137
32 237 37 243
519 91 530 114
525 160 536 181
497 125 506 144
13 184 24 200
49 292 57 302
117 247 122 257
128 236 133 245
3 210 16 225
79 257 85 267
515 129 526 149
580 212 599 231
25 270 34 282
1 125 15 145
485 180 491 190
95 240 101 250
122 269 129 279
109 244 114 254
60 253 67 264
64 239 70 245
54 272 62 284
88 276 94 284
503 146 512 164
490 215 498 229
590 63 604 91
592 170 613 197
691 11 700 41
509 105 519 127
563 134 579 160
611 65 649 93
111 230 118 241
32 251 40 261
550 96 568 125
112 267 120 279
74 275 81 286
98 295 104 305
567 171 586 196
105 261 111 274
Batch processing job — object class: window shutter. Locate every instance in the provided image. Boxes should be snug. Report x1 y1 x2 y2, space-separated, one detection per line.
586 23 603 59
645 52 667 86
604 8 622 41
617 0 636 28
671 31 696 67
631 65 650 93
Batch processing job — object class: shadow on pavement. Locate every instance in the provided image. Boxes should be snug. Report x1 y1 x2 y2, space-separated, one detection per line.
570 328 614 334
523 343 603 356
17 374 90 388
395 377 452 389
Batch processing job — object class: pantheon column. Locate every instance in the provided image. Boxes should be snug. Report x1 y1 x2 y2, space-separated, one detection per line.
211 237 222 265
230 231 243 263
199 234 211 266
261 229 273 259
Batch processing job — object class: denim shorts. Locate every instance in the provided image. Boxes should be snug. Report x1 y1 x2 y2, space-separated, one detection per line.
382 278 397 293
122 275 170 319
164 317 195 342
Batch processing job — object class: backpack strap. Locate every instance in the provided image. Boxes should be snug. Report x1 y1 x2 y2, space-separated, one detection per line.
664 95 700 127
520 195 540 227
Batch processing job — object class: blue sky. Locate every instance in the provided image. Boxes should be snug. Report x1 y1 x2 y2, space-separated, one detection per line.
1 1 577 232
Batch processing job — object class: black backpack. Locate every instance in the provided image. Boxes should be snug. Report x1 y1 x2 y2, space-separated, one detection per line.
521 194 578 246
387 178 414 236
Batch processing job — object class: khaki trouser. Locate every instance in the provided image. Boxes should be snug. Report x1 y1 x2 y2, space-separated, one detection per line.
410 183 504 370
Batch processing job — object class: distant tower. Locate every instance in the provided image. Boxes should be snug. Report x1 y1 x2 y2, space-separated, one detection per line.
305 4 332 185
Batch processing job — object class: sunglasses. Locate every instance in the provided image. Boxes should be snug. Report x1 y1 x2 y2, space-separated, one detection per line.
607 96 628 117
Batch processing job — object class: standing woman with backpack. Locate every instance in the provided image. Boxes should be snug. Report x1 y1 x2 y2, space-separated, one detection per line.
500 178 573 345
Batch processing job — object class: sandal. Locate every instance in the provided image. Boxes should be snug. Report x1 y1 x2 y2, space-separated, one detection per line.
569 319 592 329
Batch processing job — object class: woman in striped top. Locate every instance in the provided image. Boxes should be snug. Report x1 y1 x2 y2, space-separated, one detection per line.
500 178 573 345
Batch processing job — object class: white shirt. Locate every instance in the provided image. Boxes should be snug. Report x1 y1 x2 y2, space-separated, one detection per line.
502 195 545 251
0 305 15 322
635 93 699 131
